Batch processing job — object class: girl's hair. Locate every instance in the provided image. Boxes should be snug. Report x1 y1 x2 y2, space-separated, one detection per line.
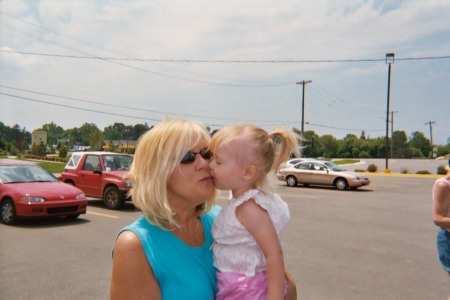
128 119 216 229
209 124 299 192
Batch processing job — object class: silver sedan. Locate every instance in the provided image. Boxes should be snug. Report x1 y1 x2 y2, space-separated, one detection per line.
277 161 370 190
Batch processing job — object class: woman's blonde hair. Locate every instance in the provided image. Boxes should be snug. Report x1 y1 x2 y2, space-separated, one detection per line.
128 119 216 229
209 124 299 192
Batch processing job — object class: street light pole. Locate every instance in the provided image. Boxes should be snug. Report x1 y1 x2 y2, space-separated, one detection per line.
385 53 395 172
296 80 312 157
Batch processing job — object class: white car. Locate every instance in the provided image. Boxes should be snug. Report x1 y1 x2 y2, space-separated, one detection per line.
280 158 315 169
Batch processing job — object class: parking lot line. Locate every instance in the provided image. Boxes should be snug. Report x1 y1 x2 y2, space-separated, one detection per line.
87 211 120 219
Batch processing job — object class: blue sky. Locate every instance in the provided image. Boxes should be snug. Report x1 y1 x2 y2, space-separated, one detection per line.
1 0 449 145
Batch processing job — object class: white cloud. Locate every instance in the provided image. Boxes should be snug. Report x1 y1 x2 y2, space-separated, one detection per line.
1 0 449 144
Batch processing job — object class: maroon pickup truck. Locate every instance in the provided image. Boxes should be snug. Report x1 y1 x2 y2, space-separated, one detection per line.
59 152 133 209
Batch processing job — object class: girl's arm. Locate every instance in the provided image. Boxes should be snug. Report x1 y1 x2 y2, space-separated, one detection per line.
110 231 162 300
236 198 285 300
432 178 450 229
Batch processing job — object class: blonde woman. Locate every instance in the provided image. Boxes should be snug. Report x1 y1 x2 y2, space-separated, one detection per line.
110 119 218 299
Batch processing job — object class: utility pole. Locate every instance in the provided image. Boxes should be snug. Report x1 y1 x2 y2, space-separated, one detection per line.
385 53 395 172
296 80 312 157
425 121 436 157
391 111 398 159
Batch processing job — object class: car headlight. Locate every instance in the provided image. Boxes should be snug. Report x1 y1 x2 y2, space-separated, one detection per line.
20 196 45 203
124 182 134 188
76 193 86 199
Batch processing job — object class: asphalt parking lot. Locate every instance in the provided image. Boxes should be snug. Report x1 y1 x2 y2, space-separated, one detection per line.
1 173 448 299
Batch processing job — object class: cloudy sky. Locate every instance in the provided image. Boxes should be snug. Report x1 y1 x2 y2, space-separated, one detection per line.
1 0 449 145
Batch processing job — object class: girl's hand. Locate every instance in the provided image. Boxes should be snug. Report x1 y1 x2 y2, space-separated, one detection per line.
285 270 297 300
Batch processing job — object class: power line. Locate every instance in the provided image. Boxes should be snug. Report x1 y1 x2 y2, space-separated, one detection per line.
0 88 298 126
0 12 291 87
306 122 384 132
0 92 161 121
2 49 450 63
1 85 292 123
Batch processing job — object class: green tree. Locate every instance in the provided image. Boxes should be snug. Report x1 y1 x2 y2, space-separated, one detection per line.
78 123 100 146
337 134 359 158
103 123 126 140
301 130 320 158
392 130 409 158
436 144 450 157
410 147 425 158
89 128 104 150
409 131 431 158
38 122 64 145
318 134 338 158
367 137 386 158
132 123 150 140
31 141 47 156
59 144 68 159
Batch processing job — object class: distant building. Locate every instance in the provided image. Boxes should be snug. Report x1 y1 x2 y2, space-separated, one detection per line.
32 130 47 145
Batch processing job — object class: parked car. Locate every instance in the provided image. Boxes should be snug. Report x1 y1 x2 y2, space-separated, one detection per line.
59 152 133 209
277 160 370 190
281 158 316 169
0 159 87 225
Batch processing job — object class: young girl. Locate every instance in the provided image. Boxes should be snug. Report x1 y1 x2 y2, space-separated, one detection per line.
209 124 298 300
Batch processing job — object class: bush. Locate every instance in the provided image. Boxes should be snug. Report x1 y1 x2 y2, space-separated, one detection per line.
400 167 409 174
367 163 378 172
354 169 365 173
416 170 432 175
437 165 448 175
59 145 68 159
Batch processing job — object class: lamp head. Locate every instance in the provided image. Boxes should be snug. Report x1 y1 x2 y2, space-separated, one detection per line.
386 52 395 64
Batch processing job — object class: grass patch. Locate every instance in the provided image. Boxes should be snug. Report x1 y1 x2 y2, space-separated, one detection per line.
333 159 360 165
13 158 66 173
36 161 66 173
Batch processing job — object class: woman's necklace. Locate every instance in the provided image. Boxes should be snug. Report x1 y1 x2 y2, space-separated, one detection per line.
176 217 202 246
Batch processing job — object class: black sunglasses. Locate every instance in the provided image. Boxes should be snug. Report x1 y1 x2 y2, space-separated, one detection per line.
180 148 213 164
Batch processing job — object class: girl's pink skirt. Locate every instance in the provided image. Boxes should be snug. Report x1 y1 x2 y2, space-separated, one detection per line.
216 271 287 300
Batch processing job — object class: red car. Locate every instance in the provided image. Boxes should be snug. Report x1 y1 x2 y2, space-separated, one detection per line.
59 152 133 209
0 159 88 225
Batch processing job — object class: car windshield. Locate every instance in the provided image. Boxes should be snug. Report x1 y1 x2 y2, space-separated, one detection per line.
102 155 132 171
0 165 57 183
323 162 346 172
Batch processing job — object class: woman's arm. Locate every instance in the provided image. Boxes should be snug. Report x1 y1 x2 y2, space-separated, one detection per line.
110 231 161 300
236 199 285 300
432 178 450 229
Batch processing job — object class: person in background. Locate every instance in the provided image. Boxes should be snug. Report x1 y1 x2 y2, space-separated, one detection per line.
209 124 298 300
432 167 450 300
110 119 297 300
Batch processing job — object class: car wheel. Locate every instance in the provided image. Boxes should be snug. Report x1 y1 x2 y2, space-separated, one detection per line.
286 176 298 187
1 199 17 225
103 186 124 210
334 178 348 190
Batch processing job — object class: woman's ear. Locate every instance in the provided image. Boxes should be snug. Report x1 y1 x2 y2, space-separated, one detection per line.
242 165 257 181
